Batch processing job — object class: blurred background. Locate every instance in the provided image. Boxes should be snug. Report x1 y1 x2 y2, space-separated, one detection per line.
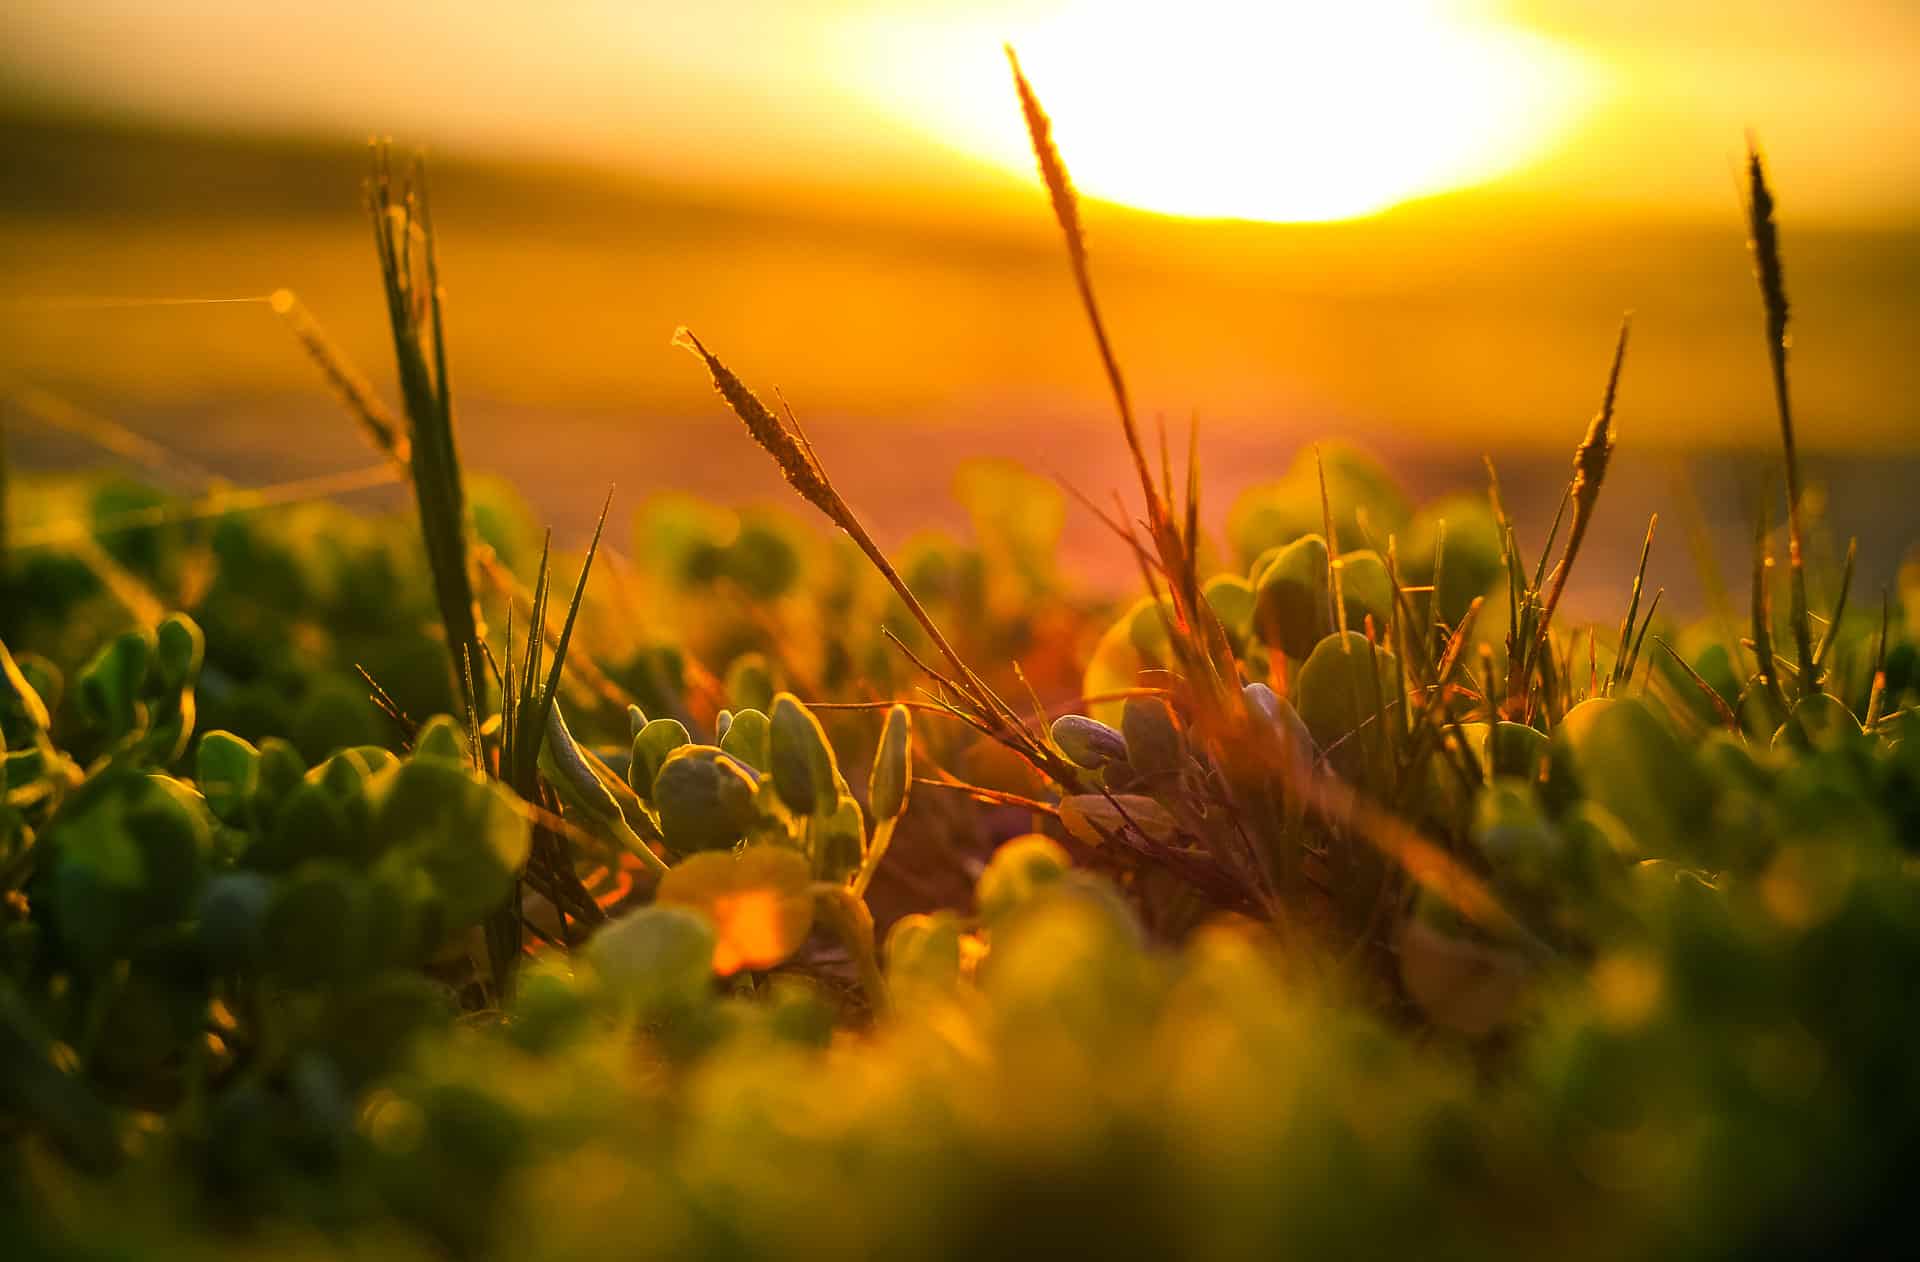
2 0 1916 609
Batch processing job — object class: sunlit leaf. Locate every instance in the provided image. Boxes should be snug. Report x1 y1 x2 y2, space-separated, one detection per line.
656 846 814 976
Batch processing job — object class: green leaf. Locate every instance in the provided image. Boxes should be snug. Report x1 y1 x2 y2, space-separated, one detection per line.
1253 534 1332 660
1776 692 1864 753
77 629 154 741
1487 721 1549 781
1121 695 1183 776
1402 495 1504 628
1294 631 1400 790
253 738 308 822
975 834 1070 925
413 715 471 765
1473 778 1562 893
629 718 692 800
1227 443 1409 566
885 911 963 995
723 653 778 713
588 904 717 1013
153 613 205 692
1549 697 1714 865
41 771 213 967
814 795 866 883
1336 550 1394 636
719 707 772 774
261 862 367 985
656 846 814 975
1059 795 1180 850
276 777 354 861
195 731 260 825
368 757 531 926
770 693 837 818
1201 574 1255 646
1081 596 1174 727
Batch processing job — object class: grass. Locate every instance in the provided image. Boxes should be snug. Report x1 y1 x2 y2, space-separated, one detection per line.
367 147 484 722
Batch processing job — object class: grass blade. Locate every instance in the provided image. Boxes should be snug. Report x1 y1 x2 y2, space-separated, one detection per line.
527 488 615 786
1744 141 1816 693
369 148 484 720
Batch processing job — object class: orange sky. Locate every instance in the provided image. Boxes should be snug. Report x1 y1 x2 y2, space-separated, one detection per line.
3 1 1917 224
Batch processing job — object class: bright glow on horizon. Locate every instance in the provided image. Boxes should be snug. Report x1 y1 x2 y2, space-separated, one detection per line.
852 0 1600 222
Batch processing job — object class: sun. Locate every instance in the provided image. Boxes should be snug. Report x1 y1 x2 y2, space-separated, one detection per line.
850 0 1598 223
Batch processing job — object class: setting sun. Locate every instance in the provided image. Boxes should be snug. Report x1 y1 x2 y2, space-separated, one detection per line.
853 0 1599 221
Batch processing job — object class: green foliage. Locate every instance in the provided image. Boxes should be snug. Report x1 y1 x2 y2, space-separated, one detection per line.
1294 631 1400 790
975 834 1070 925
769 692 838 817
8 129 1920 1262
1228 443 1411 567
7 461 1920 1262
587 904 717 1016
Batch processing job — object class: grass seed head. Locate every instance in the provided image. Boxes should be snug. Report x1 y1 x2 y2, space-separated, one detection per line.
673 328 842 529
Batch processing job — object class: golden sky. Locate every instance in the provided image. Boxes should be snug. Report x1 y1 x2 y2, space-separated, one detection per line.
3 0 1917 222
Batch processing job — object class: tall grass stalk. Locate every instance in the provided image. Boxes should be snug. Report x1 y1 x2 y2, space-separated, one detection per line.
1750 489 1789 714
368 148 483 718
1004 47 1158 537
270 288 411 466
1743 143 1816 693
1005 48 1236 720
1509 317 1629 717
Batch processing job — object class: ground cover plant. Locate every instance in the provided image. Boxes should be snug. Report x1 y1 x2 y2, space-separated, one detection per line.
4 57 1919 1260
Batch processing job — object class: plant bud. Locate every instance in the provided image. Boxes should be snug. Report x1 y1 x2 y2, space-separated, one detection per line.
1050 714 1128 769
1121 695 1182 775
769 693 837 817
652 746 760 854
869 703 912 820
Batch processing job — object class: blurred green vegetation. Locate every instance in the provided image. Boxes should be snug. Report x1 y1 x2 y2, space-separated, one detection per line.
2 440 1916 1257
